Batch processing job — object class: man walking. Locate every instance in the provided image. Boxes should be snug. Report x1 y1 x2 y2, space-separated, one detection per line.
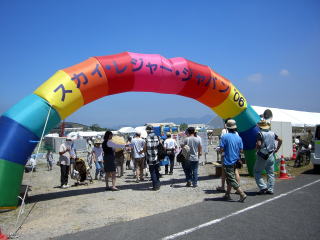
131 132 146 183
184 127 202 187
145 125 161 190
219 119 247 202
164 133 178 175
59 137 72 189
255 120 282 195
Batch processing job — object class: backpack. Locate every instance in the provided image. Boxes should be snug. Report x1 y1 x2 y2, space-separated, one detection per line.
157 141 166 159
177 144 190 163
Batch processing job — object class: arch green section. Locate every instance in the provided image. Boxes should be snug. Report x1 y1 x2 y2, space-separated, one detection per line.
0 159 24 209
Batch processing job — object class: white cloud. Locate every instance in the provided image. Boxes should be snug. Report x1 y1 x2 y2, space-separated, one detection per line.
280 69 289 76
247 73 263 83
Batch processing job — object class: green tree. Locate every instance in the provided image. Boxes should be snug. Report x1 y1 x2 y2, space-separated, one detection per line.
179 123 188 131
90 124 106 131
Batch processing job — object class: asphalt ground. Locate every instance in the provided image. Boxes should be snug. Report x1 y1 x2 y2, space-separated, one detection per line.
56 170 320 240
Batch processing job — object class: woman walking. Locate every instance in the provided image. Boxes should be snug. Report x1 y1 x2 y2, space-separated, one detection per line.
102 131 126 191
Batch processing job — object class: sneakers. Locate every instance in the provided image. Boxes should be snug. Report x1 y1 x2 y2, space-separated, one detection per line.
61 184 70 189
152 186 160 191
266 190 274 195
257 188 268 195
186 182 192 187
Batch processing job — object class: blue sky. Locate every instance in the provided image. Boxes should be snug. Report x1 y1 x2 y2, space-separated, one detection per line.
0 0 319 128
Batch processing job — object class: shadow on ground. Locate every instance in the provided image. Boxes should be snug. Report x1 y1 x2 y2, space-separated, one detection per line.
26 175 216 204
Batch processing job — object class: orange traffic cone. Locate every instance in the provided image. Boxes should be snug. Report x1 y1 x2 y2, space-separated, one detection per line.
0 228 8 240
278 155 293 179
291 147 297 160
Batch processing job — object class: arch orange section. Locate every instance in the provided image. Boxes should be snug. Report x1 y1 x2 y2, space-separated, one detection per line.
63 57 108 105
195 68 231 108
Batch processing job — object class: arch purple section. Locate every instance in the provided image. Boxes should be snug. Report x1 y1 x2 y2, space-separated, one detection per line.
0 116 39 165
239 126 260 150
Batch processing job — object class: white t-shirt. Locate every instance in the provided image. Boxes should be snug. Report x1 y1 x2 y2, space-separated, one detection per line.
59 143 71 166
92 146 103 162
164 138 178 150
131 137 145 158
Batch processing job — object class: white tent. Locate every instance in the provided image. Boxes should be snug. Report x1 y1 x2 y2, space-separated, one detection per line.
134 126 147 138
252 106 320 127
207 106 320 129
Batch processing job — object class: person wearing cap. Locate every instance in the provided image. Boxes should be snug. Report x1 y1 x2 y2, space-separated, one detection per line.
219 119 247 202
91 139 104 180
145 125 161 190
255 120 282 195
58 137 73 189
164 133 178 175
183 127 202 187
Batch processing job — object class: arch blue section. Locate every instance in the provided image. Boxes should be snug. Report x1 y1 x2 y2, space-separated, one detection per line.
3 94 61 138
0 116 39 165
239 126 260 150
234 105 260 133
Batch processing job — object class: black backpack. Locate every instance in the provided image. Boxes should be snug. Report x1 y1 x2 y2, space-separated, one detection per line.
157 142 166 160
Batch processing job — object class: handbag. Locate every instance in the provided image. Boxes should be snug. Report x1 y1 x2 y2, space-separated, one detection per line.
257 151 270 160
160 156 170 166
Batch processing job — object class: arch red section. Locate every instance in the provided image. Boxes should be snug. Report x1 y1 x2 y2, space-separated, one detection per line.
95 52 134 95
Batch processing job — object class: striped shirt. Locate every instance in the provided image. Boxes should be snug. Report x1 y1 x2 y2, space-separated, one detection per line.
146 132 159 165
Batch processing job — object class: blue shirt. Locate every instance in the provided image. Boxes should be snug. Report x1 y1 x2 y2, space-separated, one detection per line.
220 133 243 166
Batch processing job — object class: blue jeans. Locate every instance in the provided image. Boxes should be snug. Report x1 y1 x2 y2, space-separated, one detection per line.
149 163 160 188
95 161 104 178
189 161 199 186
254 153 275 192
182 161 191 183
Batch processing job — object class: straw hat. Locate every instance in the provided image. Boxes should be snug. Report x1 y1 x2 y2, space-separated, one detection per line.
226 119 237 129
257 119 270 130
112 135 126 152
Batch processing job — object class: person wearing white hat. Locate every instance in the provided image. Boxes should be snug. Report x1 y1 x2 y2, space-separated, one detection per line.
92 140 104 180
58 137 73 189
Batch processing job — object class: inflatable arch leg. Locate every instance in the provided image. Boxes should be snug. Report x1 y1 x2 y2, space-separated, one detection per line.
0 52 260 210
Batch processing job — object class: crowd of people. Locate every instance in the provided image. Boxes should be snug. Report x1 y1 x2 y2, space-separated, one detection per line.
36 118 287 203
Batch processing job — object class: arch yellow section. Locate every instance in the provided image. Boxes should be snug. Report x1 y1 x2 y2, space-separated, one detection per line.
34 70 84 119
211 84 247 119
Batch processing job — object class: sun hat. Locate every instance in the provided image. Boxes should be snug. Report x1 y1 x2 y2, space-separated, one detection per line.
226 119 237 129
257 119 270 130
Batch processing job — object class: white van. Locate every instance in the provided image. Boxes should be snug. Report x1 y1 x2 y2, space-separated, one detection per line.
311 124 320 173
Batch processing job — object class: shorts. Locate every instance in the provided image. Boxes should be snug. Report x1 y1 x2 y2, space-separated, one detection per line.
224 165 240 190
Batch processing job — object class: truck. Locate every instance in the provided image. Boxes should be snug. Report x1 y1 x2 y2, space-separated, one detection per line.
311 124 320 173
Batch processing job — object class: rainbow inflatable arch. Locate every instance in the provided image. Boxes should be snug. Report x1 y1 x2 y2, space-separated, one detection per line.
0 52 260 210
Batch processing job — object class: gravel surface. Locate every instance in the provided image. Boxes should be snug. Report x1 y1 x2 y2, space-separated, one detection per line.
0 146 256 240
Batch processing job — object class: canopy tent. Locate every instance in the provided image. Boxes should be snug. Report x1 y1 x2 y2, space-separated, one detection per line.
252 106 320 127
207 106 320 129
134 126 148 138
118 126 136 134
